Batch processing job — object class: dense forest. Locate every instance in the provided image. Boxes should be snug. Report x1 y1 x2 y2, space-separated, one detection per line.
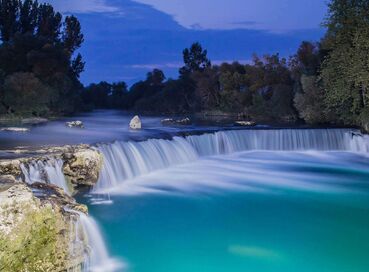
1 0 369 129
0 0 84 116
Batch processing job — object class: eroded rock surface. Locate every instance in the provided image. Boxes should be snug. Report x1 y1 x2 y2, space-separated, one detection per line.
62 146 103 189
0 181 87 272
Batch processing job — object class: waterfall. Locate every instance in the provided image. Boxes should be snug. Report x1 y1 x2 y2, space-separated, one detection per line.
95 137 198 190
21 157 70 194
21 158 121 271
95 129 369 190
77 211 122 272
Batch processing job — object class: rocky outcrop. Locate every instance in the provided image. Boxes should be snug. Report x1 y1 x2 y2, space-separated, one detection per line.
62 146 103 189
130 115 142 129
0 181 88 272
66 120 84 128
0 160 22 177
0 143 105 271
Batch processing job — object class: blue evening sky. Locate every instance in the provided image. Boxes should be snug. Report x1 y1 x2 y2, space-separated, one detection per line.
46 0 327 85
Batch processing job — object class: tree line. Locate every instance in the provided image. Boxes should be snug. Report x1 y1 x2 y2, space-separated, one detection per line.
0 0 84 116
1 0 368 130
83 0 369 128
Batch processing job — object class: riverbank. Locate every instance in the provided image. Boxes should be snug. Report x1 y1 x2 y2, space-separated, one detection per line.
0 144 105 271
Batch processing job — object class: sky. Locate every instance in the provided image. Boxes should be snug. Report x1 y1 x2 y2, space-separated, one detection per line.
45 0 328 85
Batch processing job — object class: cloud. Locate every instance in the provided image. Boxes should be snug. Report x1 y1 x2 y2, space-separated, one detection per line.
132 0 327 32
44 0 119 14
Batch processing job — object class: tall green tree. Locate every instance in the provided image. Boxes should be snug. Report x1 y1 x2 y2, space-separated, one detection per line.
36 3 62 41
62 15 84 55
321 0 369 124
19 0 39 34
0 0 19 41
179 42 211 76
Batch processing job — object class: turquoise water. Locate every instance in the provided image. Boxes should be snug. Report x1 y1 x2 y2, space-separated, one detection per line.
83 151 369 272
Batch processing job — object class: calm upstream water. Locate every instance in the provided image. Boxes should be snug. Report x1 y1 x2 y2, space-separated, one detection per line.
6 111 369 271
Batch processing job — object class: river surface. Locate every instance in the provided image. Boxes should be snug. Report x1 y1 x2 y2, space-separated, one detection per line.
0 110 226 155
7 111 369 272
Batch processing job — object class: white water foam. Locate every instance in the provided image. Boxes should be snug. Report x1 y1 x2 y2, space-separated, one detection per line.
21 158 122 271
95 129 369 192
77 211 124 272
21 158 70 194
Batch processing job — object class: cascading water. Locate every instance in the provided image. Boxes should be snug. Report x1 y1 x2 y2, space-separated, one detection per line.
76 211 123 272
21 158 121 271
95 137 198 190
95 129 369 191
21 157 70 194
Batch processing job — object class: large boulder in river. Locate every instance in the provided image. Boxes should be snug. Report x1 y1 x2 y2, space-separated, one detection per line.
130 115 142 129
66 120 84 128
62 147 103 189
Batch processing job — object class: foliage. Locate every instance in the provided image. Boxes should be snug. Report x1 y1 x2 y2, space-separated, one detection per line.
294 75 328 124
0 0 85 117
321 0 369 125
0 205 68 272
2 72 51 115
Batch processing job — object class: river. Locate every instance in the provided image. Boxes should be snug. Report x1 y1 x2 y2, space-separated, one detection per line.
5 110 369 272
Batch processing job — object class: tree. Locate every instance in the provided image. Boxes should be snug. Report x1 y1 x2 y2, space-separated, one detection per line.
321 0 369 124
179 42 211 76
2 72 51 115
193 67 220 110
19 0 39 34
36 3 62 41
294 75 328 124
0 0 19 41
146 69 165 86
110 81 127 108
62 15 84 55
71 53 85 79
0 1 85 116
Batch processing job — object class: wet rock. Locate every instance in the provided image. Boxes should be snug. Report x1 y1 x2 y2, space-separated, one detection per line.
21 117 48 125
0 182 87 271
62 147 103 190
161 117 192 126
0 160 22 176
0 127 30 132
234 121 256 127
66 120 84 128
30 182 88 214
130 115 142 129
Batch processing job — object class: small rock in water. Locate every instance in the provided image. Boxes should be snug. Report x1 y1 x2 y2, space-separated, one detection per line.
130 115 142 129
234 121 256 127
21 117 48 125
0 127 30 132
161 117 191 126
66 121 84 128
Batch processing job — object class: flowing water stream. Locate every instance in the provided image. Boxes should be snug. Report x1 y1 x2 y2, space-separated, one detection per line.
18 125 369 271
84 128 369 272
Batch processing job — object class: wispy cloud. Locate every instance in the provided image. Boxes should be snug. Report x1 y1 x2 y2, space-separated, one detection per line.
44 0 119 14
132 0 326 32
